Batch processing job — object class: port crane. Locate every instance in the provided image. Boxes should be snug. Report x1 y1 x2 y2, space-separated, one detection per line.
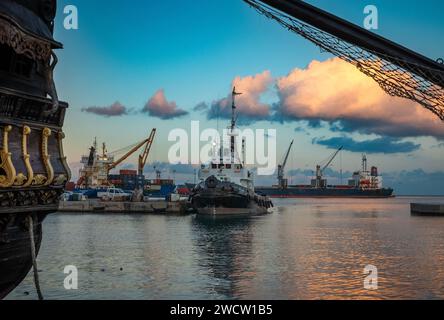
244 0 444 120
138 129 157 176
107 128 157 176
277 139 294 189
314 146 343 188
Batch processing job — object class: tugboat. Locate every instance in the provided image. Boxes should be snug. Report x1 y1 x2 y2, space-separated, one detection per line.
0 0 70 299
189 88 273 216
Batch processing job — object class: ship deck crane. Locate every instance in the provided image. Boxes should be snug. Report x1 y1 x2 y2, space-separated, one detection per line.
278 140 294 189
315 146 343 188
244 0 444 120
107 128 157 175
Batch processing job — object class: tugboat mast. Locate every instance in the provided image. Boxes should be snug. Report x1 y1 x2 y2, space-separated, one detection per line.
231 87 242 164
231 87 241 130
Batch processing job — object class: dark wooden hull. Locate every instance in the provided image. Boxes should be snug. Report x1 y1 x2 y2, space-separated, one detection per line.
0 213 45 299
0 0 69 300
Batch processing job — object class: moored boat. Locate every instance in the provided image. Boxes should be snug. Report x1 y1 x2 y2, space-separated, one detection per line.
411 203 444 216
189 88 272 216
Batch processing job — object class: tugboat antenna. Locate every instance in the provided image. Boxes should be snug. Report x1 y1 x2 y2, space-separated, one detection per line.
231 87 242 130
231 87 242 164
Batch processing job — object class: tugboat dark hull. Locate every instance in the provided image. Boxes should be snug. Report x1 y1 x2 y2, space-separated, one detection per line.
190 176 272 216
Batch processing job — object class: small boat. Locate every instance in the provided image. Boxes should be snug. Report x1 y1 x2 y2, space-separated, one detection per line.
189 88 273 216
411 203 444 216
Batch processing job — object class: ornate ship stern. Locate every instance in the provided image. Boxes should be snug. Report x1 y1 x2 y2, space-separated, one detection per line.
0 0 70 299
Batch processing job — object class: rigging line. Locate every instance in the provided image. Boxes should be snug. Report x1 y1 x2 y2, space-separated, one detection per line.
246 0 444 74
245 0 444 120
28 215 43 300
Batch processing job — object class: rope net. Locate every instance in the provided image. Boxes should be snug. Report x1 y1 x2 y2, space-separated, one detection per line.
245 0 444 120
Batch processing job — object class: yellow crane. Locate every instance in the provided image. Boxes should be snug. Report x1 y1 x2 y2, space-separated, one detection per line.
107 128 157 176
138 129 156 176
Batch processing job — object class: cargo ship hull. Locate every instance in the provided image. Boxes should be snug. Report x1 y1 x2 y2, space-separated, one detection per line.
256 187 394 198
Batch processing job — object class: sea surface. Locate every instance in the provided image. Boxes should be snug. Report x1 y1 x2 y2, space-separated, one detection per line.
7 196 444 300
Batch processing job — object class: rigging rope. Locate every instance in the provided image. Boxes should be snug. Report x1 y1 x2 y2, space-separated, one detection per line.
244 0 444 120
28 215 43 300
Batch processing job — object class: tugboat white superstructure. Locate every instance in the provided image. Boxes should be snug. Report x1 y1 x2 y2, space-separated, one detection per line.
190 88 273 215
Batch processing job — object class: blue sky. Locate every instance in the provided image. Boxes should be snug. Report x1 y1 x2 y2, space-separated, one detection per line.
52 0 444 191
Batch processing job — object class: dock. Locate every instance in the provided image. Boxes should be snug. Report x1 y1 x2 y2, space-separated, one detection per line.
411 203 444 216
58 200 191 214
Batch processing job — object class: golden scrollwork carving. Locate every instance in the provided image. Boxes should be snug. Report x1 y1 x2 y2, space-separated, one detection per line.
53 174 68 186
32 174 47 186
57 131 71 184
14 126 34 187
14 173 27 186
42 128 54 186
0 125 17 188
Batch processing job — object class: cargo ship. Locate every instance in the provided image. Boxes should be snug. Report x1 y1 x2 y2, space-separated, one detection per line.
75 133 176 199
256 142 394 198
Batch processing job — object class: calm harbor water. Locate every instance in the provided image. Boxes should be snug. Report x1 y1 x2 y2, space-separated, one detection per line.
7 196 444 300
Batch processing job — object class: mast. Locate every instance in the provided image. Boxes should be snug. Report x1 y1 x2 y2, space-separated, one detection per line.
362 154 368 172
231 87 242 164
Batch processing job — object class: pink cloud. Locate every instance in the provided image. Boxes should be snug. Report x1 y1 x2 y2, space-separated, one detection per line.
143 89 188 119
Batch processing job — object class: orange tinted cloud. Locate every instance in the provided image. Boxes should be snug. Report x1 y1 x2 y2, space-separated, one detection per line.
275 57 444 138
208 71 273 121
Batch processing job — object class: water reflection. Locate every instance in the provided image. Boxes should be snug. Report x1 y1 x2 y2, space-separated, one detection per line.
6 197 444 300
191 216 254 299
